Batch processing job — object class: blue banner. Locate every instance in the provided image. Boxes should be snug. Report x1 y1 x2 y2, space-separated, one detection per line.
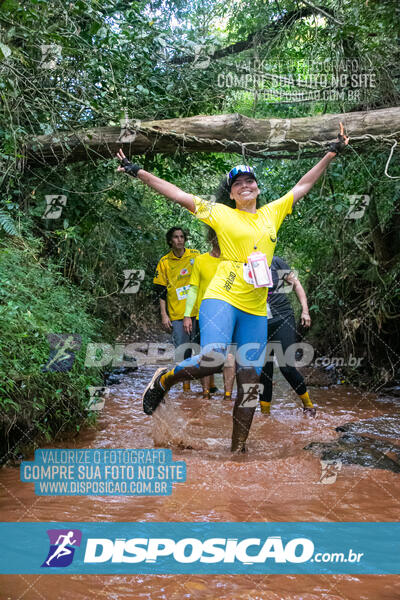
0 522 399 574
20 449 186 496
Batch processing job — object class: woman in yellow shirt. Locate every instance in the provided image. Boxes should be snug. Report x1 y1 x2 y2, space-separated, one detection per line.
183 227 235 400
117 124 348 452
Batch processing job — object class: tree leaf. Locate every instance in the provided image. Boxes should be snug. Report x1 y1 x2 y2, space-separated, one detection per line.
0 42 12 59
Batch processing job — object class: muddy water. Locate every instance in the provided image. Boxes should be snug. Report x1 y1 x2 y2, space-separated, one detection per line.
1 366 400 599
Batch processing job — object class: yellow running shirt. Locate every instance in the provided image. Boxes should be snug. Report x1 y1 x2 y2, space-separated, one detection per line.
153 248 199 321
189 252 222 318
190 192 293 316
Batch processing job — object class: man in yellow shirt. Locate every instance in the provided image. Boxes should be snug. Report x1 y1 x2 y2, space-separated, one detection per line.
153 226 199 391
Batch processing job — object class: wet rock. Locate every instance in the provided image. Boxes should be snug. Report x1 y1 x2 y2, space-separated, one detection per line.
298 365 337 387
336 415 400 443
104 373 122 385
104 365 137 385
381 385 400 397
114 365 138 374
305 433 400 473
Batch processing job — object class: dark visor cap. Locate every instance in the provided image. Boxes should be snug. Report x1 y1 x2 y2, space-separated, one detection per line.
227 165 257 188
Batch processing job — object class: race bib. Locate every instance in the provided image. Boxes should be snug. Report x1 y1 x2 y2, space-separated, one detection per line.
247 251 273 288
176 285 190 301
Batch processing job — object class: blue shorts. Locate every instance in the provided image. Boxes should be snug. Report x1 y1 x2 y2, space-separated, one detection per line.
174 299 268 376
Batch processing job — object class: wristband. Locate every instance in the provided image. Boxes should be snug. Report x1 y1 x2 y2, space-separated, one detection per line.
121 158 142 177
327 133 347 155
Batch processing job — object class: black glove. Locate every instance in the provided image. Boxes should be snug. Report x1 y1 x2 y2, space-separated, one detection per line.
327 132 347 155
121 158 142 177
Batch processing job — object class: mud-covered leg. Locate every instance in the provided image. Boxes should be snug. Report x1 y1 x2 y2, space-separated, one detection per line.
201 375 211 398
231 366 260 453
223 352 235 399
161 348 225 389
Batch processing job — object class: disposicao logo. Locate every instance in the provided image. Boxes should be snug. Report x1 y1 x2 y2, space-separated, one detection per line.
82 536 314 564
35 530 366 572
41 529 82 568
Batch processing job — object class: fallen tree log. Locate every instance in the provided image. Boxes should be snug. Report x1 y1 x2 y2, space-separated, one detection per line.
26 106 400 167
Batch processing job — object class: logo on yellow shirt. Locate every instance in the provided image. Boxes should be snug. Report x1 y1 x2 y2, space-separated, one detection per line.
223 271 236 291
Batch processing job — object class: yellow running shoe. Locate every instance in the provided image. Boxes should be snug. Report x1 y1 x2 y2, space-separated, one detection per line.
260 400 271 415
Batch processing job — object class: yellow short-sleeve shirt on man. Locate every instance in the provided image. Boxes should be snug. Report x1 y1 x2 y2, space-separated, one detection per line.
190 192 293 316
189 252 222 318
153 247 199 321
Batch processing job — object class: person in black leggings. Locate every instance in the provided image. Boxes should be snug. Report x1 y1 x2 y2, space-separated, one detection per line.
259 255 316 416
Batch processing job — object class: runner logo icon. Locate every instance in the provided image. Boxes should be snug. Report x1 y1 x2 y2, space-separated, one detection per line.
41 529 82 568
240 383 264 407
41 334 81 373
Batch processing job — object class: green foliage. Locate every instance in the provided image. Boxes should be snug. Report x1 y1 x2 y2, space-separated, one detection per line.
270 152 400 385
0 208 17 235
0 235 104 461
0 0 399 457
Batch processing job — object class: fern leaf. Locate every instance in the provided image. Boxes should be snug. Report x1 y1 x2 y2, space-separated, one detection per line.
0 210 17 235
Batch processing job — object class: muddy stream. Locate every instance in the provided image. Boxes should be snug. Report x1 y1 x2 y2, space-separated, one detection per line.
1 364 400 599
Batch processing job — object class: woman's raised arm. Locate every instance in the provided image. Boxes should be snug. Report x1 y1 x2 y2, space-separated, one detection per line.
116 149 196 213
291 122 349 205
